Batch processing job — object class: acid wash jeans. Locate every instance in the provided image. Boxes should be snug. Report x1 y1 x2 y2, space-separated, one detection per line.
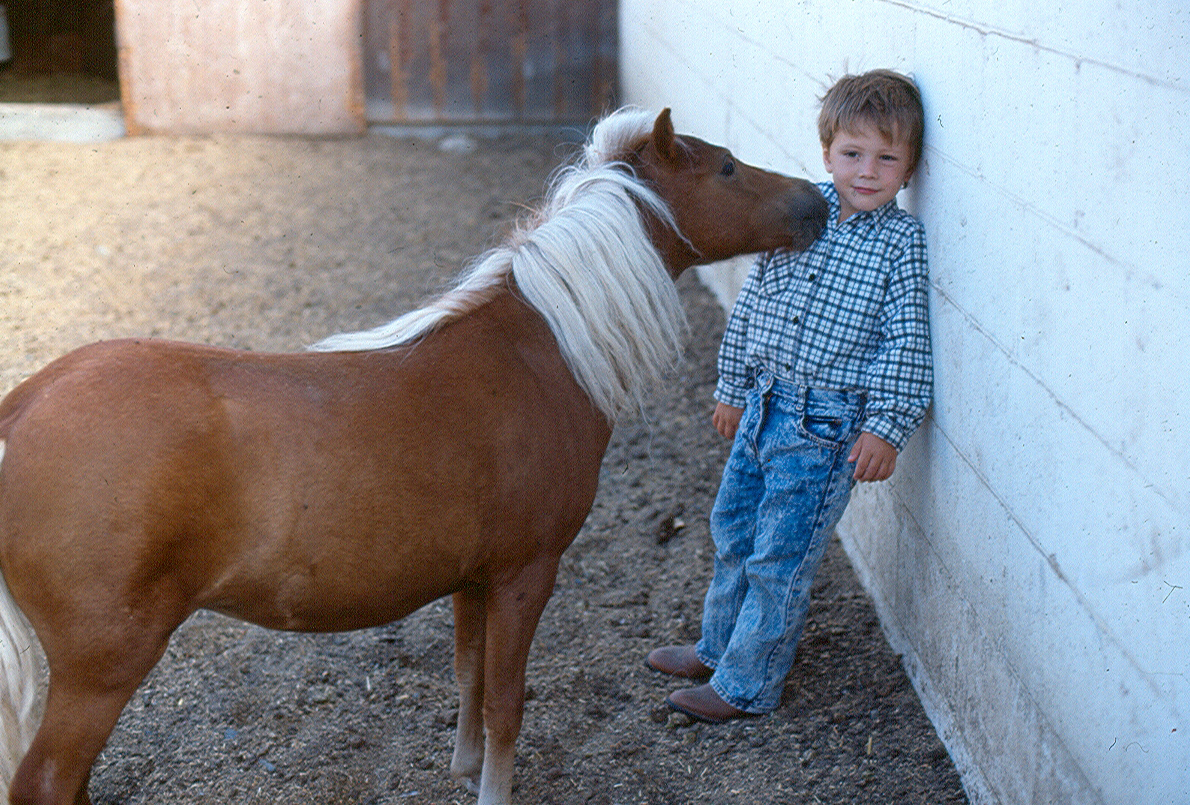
696 370 865 713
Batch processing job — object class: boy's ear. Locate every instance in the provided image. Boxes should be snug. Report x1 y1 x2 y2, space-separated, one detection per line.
900 160 917 188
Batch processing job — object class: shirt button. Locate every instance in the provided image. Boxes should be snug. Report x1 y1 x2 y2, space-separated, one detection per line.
808 273 817 281
792 316 800 324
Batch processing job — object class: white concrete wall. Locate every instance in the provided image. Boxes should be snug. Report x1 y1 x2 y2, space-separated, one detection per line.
620 2 1188 803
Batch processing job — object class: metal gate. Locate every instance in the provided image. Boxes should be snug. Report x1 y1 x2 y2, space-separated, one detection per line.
363 0 617 125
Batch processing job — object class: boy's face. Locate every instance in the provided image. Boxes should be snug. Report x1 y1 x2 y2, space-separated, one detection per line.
822 124 915 222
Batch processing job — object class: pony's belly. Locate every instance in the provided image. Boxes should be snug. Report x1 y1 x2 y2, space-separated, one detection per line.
199 562 461 633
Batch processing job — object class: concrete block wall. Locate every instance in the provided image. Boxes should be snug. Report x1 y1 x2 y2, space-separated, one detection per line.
619 2 1187 802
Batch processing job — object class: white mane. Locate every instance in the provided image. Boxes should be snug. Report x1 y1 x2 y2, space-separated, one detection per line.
310 107 687 421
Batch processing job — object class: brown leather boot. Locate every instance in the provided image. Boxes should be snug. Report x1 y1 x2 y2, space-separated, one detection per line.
665 683 756 724
645 645 712 679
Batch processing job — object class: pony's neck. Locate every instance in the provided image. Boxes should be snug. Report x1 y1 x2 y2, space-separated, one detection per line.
647 217 700 277
618 152 700 276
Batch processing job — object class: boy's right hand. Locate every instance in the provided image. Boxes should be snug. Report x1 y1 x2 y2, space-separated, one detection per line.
713 403 745 439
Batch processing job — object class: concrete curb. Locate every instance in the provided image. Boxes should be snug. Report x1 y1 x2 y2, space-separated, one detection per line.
0 103 125 142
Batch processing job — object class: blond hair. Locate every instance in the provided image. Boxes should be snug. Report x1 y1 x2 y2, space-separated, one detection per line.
818 70 925 177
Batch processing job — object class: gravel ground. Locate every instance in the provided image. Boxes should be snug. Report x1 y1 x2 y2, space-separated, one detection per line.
0 131 967 804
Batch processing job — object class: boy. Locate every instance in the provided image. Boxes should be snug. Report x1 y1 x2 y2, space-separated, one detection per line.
648 70 933 723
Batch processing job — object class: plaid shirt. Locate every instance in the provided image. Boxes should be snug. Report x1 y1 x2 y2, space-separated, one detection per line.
715 182 933 450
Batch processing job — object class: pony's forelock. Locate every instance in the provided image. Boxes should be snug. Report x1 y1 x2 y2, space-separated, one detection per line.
582 106 656 168
309 107 687 421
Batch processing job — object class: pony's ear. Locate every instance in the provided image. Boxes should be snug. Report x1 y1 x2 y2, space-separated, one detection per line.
652 108 681 165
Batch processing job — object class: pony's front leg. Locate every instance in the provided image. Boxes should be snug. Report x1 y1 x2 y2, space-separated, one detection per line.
475 556 560 805
450 587 486 792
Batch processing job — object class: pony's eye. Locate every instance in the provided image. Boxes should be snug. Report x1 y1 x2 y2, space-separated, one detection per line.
721 158 736 177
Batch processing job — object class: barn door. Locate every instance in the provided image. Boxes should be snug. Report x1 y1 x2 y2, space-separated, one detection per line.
116 0 364 135
363 0 617 124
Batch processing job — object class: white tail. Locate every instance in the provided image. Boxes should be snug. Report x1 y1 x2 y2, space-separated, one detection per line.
0 441 48 799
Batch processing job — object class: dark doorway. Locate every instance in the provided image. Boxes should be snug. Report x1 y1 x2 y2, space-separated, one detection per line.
0 0 119 103
363 0 617 125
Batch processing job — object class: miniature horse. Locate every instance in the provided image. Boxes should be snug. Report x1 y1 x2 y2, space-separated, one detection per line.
0 107 826 805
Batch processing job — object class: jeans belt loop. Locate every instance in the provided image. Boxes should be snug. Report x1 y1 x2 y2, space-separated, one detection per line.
756 369 775 397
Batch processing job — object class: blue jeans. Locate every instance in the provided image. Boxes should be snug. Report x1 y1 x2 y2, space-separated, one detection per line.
696 371 865 713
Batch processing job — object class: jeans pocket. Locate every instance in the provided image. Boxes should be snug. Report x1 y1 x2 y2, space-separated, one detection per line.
798 412 853 449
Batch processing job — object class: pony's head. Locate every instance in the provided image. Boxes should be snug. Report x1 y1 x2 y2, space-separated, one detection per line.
586 107 827 274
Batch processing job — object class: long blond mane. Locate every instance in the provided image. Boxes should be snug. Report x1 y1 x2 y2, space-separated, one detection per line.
310 107 687 420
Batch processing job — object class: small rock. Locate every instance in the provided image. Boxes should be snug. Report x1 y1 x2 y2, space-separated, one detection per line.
667 711 693 729
305 685 335 705
438 134 478 155
655 512 686 545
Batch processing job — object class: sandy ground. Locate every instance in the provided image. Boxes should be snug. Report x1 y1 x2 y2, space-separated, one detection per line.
0 131 966 804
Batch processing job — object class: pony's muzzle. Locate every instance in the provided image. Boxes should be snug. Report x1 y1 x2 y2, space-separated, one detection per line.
786 180 828 250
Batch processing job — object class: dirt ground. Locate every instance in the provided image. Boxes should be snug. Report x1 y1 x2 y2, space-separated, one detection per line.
0 131 967 804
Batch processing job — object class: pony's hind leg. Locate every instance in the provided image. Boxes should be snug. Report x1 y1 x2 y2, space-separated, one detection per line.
9 621 177 805
10 686 125 805
450 587 486 792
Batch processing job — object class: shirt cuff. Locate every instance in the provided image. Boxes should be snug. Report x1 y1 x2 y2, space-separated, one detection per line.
861 414 911 452
714 379 749 409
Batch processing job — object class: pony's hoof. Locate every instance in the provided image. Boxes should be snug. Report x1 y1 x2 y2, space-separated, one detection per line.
461 774 481 795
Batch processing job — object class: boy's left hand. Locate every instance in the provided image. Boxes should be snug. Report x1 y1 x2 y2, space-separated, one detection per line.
848 432 897 482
